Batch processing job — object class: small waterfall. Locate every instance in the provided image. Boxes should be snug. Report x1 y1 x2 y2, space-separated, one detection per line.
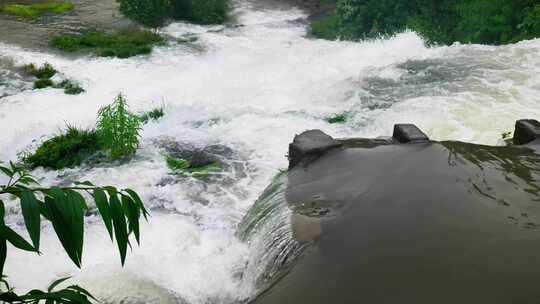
236 171 308 299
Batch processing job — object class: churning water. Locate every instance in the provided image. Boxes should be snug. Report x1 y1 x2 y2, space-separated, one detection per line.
1 0 540 302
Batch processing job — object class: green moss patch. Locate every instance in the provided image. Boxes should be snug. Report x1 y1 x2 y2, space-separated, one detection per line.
23 127 101 170
50 30 166 58
1 2 74 18
166 155 221 179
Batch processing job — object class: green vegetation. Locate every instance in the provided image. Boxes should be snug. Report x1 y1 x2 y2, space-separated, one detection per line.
55 79 85 95
1 1 74 18
23 63 85 94
118 0 170 28
166 155 221 179
23 127 101 170
97 94 142 160
23 63 57 79
139 106 164 124
311 13 340 40
50 30 165 58
23 94 141 170
325 112 349 124
312 0 540 45
117 0 230 27
0 161 147 303
170 0 230 25
33 78 54 89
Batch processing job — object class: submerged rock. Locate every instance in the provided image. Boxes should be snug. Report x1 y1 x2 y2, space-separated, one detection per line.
247 120 540 304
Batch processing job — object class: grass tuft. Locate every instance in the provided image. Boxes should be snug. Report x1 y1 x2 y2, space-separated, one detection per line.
23 63 57 79
23 127 101 170
1 2 74 18
33 78 54 89
55 80 85 95
139 107 164 124
50 30 165 58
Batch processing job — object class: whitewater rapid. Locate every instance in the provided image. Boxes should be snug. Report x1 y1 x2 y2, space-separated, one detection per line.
1 0 540 302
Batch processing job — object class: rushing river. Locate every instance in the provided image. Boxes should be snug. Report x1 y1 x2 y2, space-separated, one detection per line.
1 0 540 302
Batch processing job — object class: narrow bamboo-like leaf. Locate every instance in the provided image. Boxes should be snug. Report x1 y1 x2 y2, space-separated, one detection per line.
122 194 140 244
92 189 113 241
74 181 94 186
0 201 6 277
0 166 12 177
66 285 97 300
66 190 86 266
108 191 128 265
48 277 72 292
19 191 41 250
124 189 149 219
44 189 80 267
3 226 36 252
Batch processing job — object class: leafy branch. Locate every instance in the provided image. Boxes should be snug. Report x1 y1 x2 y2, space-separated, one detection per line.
0 161 149 303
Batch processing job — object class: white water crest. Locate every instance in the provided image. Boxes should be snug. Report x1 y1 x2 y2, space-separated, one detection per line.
1 0 540 302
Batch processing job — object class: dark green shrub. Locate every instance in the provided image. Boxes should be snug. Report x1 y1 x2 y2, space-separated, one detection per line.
139 107 164 124
56 80 85 95
24 63 57 79
50 30 165 58
311 13 340 39
97 94 141 160
118 0 170 27
33 78 54 89
23 127 101 169
170 0 229 24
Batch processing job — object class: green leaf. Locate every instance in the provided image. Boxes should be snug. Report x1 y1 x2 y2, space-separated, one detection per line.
0 202 6 278
0 166 13 178
66 285 97 301
124 189 148 219
74 181 94 187
65 190 86 266
107 191 128 265
18 191 41 250
48 277 71 292
3 226 36 252
122 194 140 244
93 189 113 241
43 189 80 267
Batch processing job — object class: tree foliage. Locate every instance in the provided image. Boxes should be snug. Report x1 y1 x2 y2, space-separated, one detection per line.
0 161 149 303
117 0 170 28
315 0 540 45
97 94 142 160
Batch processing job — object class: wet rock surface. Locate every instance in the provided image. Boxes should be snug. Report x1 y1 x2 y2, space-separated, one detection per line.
252 123 540 304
